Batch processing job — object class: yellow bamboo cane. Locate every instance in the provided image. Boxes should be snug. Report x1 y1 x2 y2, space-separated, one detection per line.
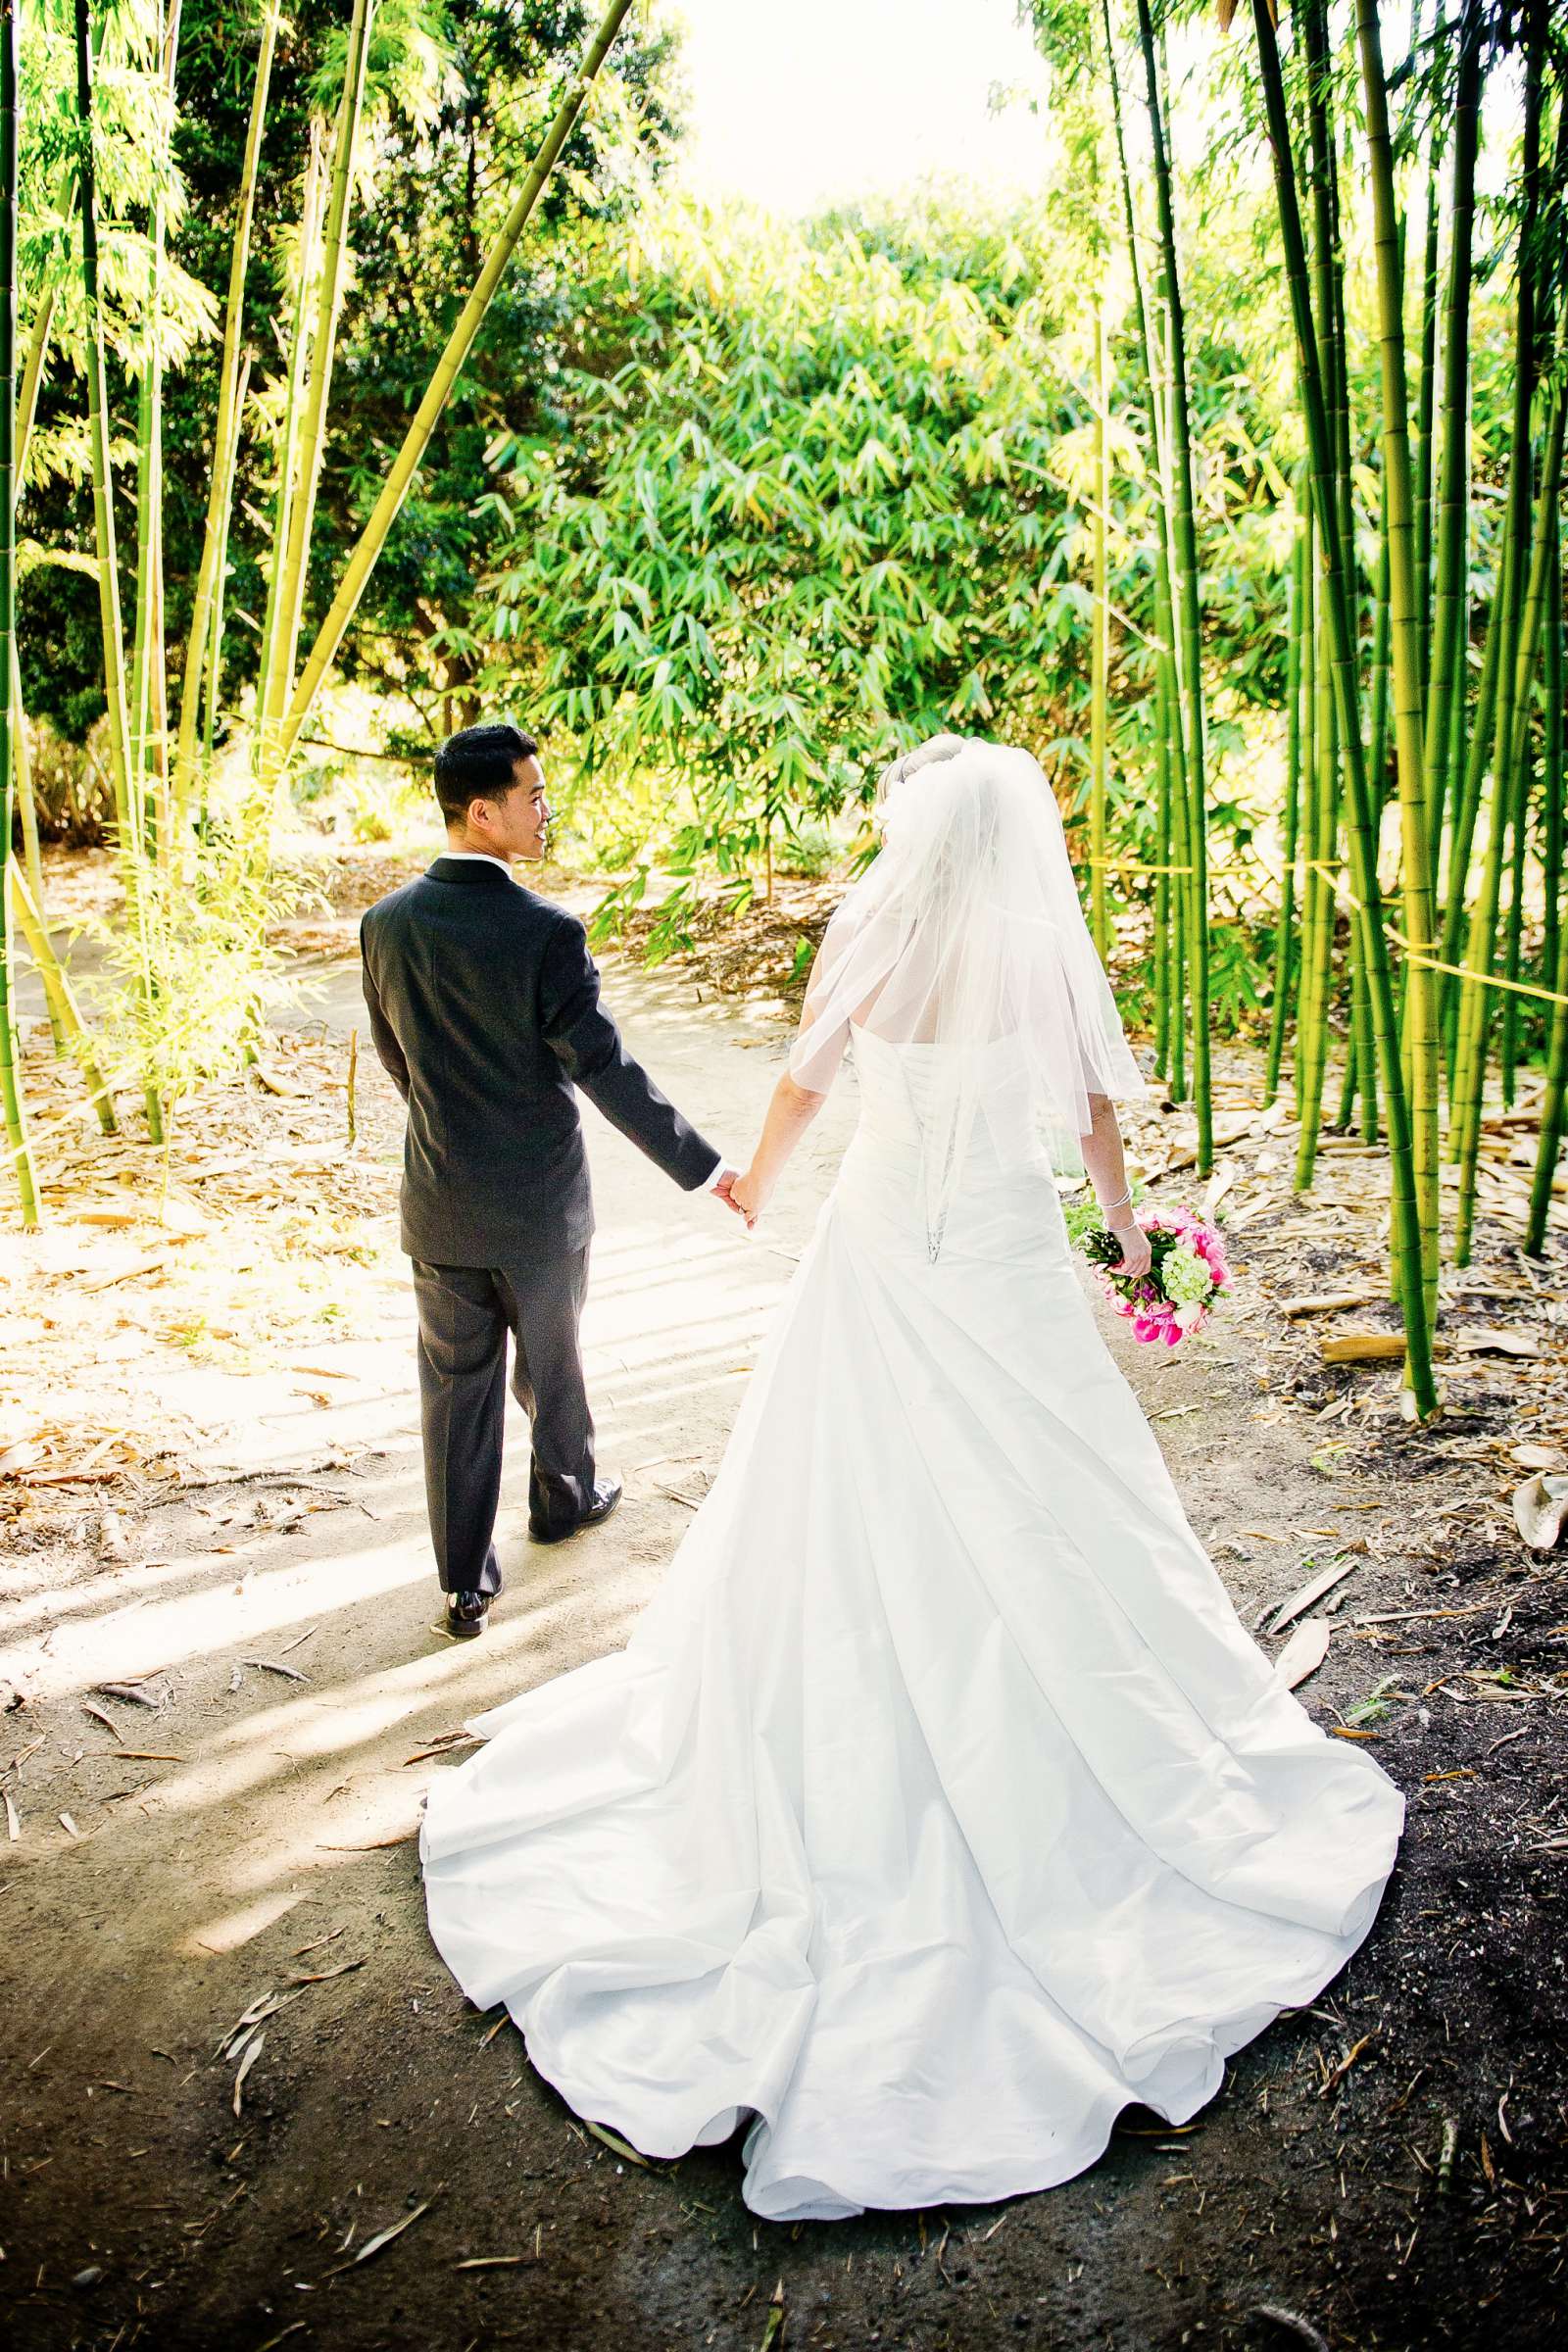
7 862 117 1134
14 274 51 477
13 274 53 927
1354 0 1441 1319
263 0 375 790
1090 304 1109 960
257 122 325 773
1 0 37 1221
170 0 280 835
76 0 161 1140
130 3 184 853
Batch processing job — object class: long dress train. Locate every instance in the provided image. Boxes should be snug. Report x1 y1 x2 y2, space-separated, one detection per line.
420 1032 1404 2222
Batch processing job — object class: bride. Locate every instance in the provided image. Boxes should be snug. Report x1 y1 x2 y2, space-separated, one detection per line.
419 732 1404 2223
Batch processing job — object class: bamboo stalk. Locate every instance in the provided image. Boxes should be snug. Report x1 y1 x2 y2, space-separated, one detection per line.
129 223 161 842
75 0 161 1140
1299 0 1351 1158
1155 314 1194 1106
12 269 59 936
1449 607 1519 1260
274 0 640 777
7 863 116 1134
257 124 325 770
264 0 378 785
1294 525 1318 1126
1499 387 1564 1102
149 439 170 850
1297 564 1336 1189
1345 908 1378 1142
203 348 250 774
1367 476 1392 816
1439 518 1505 1028
13 280 53 947
1500 103 1568 1101
1350 472 1390 1138
1544 506 1563 1016
1301 0 1353 617
75 0 135 847
1265 506 1306 1107
129 2 180 848
1099 0 1184 1080
1424 0 1481 867
1250 0 1438 1416
9 642 49 1015
1449 0 1547 1262
1349 548 1384 1140
1134 0 1210 1174
1090 304 1109 960
1154 651 1175 1077
14 272 52 475
1526 506 1564 1255
0 0 36 1222
1412 9 1445 694
1354 0 1440 1311
171 0 279 834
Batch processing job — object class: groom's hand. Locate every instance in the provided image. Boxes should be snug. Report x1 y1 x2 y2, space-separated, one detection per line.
710 1164 745 1217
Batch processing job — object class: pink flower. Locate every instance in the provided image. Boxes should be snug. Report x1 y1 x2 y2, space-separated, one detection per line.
1085 1202 1230 1346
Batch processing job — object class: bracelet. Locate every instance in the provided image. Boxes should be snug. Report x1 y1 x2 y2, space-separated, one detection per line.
1097 1186 1132 1212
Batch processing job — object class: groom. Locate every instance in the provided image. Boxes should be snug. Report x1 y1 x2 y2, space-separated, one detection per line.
360 722 736 1639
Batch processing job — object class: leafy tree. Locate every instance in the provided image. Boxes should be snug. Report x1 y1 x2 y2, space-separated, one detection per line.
476 181 1294 952
18 0 682 748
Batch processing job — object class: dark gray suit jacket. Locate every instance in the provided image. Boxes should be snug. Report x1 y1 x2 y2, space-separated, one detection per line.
360 856 721 1266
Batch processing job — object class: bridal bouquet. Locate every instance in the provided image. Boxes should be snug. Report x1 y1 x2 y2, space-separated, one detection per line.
1064 1199 1232 1347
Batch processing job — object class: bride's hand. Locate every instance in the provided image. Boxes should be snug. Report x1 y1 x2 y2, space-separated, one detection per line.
1109 1218 1152 1280
730 1169 766 1229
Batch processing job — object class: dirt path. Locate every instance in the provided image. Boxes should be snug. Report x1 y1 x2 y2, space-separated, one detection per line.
2 937 1564 2352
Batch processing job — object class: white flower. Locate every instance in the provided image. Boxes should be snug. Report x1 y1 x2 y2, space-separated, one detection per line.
1163 1241 1212 1307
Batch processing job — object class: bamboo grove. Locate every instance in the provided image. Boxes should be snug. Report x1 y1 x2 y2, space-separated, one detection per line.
2 0 1566 1431
1028 0 1566 1419
0 0 636 1200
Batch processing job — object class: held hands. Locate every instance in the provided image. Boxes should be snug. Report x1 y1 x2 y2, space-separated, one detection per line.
712 1165 766 1230
717 1071 822 1236
728 1167 766 1230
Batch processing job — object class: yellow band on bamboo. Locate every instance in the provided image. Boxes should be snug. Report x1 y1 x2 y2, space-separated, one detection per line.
1078 846 1568 1009
1296 857 1568 1012
1085 858 1197 875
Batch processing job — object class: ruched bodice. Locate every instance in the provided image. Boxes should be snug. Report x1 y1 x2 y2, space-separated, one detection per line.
838 1027 1063 1262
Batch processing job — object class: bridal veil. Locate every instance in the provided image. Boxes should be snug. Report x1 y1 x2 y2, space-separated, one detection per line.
789 737 1148 1246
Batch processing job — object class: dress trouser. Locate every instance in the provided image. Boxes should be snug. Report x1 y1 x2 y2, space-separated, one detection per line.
411 1250 595 1592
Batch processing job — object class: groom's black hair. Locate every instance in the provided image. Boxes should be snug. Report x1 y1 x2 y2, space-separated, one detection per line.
434 722 540 825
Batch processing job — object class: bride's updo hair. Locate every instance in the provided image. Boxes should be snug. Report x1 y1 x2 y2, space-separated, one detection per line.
874 732 968 817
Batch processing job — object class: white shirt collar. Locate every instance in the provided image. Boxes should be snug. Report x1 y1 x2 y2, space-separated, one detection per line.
437 850 513 872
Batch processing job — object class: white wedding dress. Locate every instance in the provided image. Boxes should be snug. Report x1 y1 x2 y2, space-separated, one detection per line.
420 1025 1404 2222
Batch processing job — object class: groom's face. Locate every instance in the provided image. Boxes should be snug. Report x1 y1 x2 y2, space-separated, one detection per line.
470 756 551 862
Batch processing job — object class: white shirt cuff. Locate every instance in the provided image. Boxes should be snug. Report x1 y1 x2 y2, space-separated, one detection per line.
705 1157 738 1192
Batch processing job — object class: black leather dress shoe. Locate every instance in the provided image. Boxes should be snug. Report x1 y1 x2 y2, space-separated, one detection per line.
445 1589 491 1639
529 1474 623 1545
